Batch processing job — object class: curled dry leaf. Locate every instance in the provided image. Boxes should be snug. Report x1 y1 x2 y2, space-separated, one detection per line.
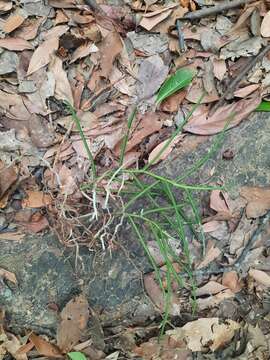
197 289 235 310
184 95 261 135
0 268 17 284
212 58 227 81
0 38 33 51
240 186 270 218
70 42 98 63
167 318 240 352
261 10 270 37
148 134 183 165
210 190 231 213
249 269 270 287
50 55 74 105
57 294 90 353
222 271 242 293
29 334 62 358
27 37 59 76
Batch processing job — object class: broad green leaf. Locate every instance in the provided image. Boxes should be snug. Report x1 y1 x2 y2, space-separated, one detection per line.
67 352 87 360
156 68 195 104
255 101 270 112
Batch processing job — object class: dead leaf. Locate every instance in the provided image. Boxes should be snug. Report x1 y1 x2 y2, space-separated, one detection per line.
0 268 17 284
3 333 28 360
0 232 25 241
24 214 49 233
14 17 44 40
0 1 12 12
240 186 270 218
29 334 62 358
234 84 260 98
212 58 227 81
3 14 25 33
202 220 221 233
186 78 219 104
167 318 240 352
139 6 177 31
160 90 186 113
143 273 180 316
22 191 52 208
222 271 242 293
197 241 221 269
50 55 74 105
261 10 270 37
148 135 183 165
137 54 169 101
0 164 17 199
196 281 228 297
0 91 31 120
27 37 59 76
0 38 33 51
210 190 230 213
184 95 261 135
99 32 122 78
57 294 89 353
249 269 270 287
70 42 98 63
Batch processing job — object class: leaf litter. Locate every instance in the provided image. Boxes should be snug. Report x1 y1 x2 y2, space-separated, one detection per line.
1 0 270 358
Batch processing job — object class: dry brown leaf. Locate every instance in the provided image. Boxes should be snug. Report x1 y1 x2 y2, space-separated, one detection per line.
14 17 44 40
29 334 62 358
249 269 270 287
234 84 260 98
0 38 33 51
16 341 35 356
196 281 227 297
0 268 17 284
212 58 227 81
22 191 52 208
148 135 183 165
197 241 221 269
261 10 270 37
139 6 176 31
57 294 89 353
160 90 186 113
58 165 77 195
210 190 230 213
27 37 59 76
24 214 49 233
184 95 261 135
0 164 17 199
202 220 220 233
143 273 180 316
222 271 242 293
0 90 31 120
186 78 219 104
70 42 98 64
3 14 25 33
50 55 74 105
240 186 270 218
0 232 24 241
99 32 122 78
3 333 28 360
0 1 12 12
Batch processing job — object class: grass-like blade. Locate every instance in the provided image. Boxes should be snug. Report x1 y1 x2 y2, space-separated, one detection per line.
156 68 195 104
67 352 87 360
256 101 270 112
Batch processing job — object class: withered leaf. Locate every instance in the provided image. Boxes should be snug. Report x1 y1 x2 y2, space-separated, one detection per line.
99 31 122 78
0 38 33 51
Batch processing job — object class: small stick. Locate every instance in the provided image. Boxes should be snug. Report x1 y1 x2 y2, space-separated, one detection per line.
176 19 186 53
183 0 255 20
211 43 270 114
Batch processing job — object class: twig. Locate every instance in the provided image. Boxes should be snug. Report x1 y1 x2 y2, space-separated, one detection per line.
183 0 255 20
211 43 270 114
176 19 185 53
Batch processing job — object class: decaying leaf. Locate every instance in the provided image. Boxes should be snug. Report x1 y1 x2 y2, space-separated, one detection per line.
99 32 122 78
22 191 52 208
249 269 270 287
0 268 17 284
197 241 221 269
27 37 59 75
240 186 270 218
0 38 33 51
29 334 62 358
57 294 90 353
148 134 183 165
222 271 242 293
167 318 240 352
184 95 261 135
261 10 270 37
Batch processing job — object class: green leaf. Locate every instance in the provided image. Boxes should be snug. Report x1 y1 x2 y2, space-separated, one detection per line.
255 101 270 112
67 352 87 360
156 68 195 104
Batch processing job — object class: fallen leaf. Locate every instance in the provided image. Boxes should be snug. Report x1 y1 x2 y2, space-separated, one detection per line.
70 42 98 63
0 91 31 120
196 281 227 297
0 38 33 51
29 334 62 358
148 135 183 165
160 90 186 112
57 294 89 353
50 55 74 105
202 220 221 233
210 190 230 213
249 269 270 287
197 241 221 269
240 186 270 218
3 333 27 360
22 191 52 208
222 271 242 293
184 95 261 135
140 7 175 31
3 14 25 33
137 54 169 101
212 58 227 81
14 17 44 40
99 32 122 78
0 232 25 241
261 10 270 37
0 268 17 284
27 37 59 75
0 164 17 199
234 84 260 98
0 1 12 12
186 78 218 104
143 273 180 316
43 24 69 41
24 214 49 233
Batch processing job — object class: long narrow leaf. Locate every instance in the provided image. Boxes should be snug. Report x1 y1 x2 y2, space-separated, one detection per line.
256 100 270 112
156 68 195 104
